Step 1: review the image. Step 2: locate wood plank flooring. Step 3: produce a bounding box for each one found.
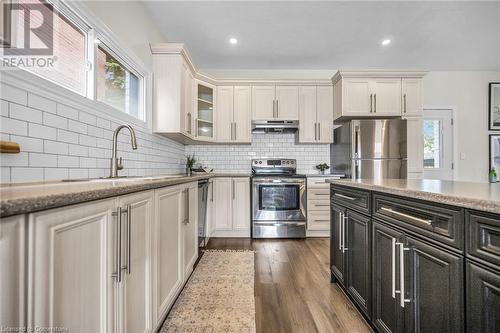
[205,238,373,333]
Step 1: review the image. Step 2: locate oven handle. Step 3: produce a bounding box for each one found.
[253,180,305,185]
[253,221,306,227]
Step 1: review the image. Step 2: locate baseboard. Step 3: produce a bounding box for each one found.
[306,229,330,237]
[211,229,250,238]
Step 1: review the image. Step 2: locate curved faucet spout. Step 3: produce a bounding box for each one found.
[110,124,138,178]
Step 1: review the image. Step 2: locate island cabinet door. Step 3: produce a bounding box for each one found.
[403,236,464,333]
[331,204,347,285]
[345,210,371,319]
[372,221,404,333]
[466,260,500,333]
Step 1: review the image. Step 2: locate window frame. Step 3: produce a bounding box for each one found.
[1,0,152,129]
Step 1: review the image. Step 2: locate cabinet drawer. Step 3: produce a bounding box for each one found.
[373,193,464,250]
[307,211,330,230]
[307,177,331,188]
[331,185,370,215]
[308,199,330,211]
[308,188,330,200]
[467,210,500,268]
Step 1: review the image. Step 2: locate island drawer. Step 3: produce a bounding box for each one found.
[467,210,500,269]
[373,193,464,250]
[331,185,370,215]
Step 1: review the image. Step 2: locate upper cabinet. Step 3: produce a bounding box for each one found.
[252,85,299,120]
[299,85,333,143]
[332,71,426,121]
[216,86,251,143]
[195,81,215,141]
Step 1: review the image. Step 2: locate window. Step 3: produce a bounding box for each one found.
[96,45,142,120]
[11,0,88,95]
[2,0,147,123]
[423,119,441,168]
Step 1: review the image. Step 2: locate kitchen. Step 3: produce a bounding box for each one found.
[1,1,500,332]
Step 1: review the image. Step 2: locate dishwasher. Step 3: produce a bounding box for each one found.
[198,180,209,247]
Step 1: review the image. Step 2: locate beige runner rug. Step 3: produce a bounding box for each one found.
[160,250,256,333]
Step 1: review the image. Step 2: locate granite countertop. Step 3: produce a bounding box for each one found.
[328,178,500,214]
[0,173,250,218]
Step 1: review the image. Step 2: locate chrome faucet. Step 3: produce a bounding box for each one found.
[110,124,138,178]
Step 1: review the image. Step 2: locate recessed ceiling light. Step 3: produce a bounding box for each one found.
[229,38,238,45]
[381,39,391,46]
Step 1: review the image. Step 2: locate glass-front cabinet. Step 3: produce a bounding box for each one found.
[195,81,215,141]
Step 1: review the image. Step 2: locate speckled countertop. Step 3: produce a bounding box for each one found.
[328,179,500,214]
[0,173,250,218]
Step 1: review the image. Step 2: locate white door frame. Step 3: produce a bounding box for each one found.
[423,106,458,180]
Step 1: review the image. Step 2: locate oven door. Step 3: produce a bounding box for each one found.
[252,177,306,222]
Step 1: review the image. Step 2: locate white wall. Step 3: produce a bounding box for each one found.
[81,1,167,69]
[423,71,500,182]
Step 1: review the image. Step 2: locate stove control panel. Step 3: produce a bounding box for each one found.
[252,159,296,171]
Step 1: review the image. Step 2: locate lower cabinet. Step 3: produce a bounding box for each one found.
[212,177,250,237]
[182,182,198,278]
[466,261,500,333]
[372,220,464,333]
[331,205,371,318]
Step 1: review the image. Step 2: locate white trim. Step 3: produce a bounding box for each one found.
[423,105,458,181]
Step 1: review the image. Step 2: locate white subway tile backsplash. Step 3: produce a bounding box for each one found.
[57,129,79,143]
[29,153,58,167]
[80,157,97,168]
[11,167,44,182]
[68,119,87,134]
[1,152,29,167]
[78,134,97,147]
[57,155,79,168]
[0,100,9,117]
[0,82,28,105]
[0,116,28,135]
[28,93,57,113]
[57,104,79,119]
[28,123,57,140]
[79,111,97,126]
[44,140,69,155]
[69,168,89,179]
[0,167,11,182]
[43,112,68,129]
[10,103,43,123]
[68,144,89,157]
[10,135,44,153]
[44,167,69,180]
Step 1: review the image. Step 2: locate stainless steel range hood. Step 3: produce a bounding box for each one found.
[252,120,299,133]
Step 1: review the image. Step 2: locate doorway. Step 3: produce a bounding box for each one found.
[422,108,455,180]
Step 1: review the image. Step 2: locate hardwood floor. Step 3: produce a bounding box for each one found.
[205,238,373,333]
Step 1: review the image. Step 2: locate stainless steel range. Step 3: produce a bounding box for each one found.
[251,158,306,238]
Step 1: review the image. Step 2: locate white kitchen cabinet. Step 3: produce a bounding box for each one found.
[117,191,154,333]
[212,177,251,237]
[195,81,215,141]
[402,78,423,116]
[152,185,183,329]
[182,61,195,137]
[28,199,117,333]
[332,71,426,121]
[252,85,275,120]
[0,215,26,329]
[299,86,333,143]
[306,177,333,236]
[371,78,402,117]
[276,86,299,120]
[182,183,198,278]
[216,86,251,143]
[206,179,215,240]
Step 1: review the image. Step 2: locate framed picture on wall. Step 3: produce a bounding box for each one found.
[489,135,500,176]
[489,82,500,130]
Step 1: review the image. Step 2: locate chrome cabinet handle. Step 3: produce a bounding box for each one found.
[334,193,357,201]
[187,113,192,134]
[232,179,235,200]
[338,212,343,251]
[314,123,317,141]
[272,100,277,118]
[126,204,131,275]
[380,207,432,225]
[318,123,321,141]
[342,213,348,253]
[391,238,401,298]
[230,122,234,140]
[210,181,214,202]
[112,207,122,282]
[403,94,407,113]
[397,242,411,307]
[185,189,190,224]
[374,94,377,113]
[370,94,373,113]
[276,100,279,118]
[234,122,237,140]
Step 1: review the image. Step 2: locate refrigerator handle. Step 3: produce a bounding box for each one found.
[354,126,359,158]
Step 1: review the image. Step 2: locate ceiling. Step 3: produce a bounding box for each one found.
[143,1,500,71]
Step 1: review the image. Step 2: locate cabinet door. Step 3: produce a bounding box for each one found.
[153,186,183,325]
[252,86,275,120]
[216,86,234,142]
[0,215,26,329]
[307,211,330,231]
[298,86,317,143]
[195,81,215,141]
[214,178,232,230]
[117,191,154,333]
[233,86,252,143]
[276,85,299,120]
[372,78,402,116]
[232,178,250,233]
[316,85,334,143]
[331,205,347,285]
[404,236,464,333]
[182,184,198,278]
[343,79,372,117]
[402,79,422,116]
[28,199,116,333]
[372,221,404,333]
[466,261,500,333]
[181,62,194,136]
[345,210,371,318]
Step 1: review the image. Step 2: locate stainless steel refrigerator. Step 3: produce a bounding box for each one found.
[330,119,407,180]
